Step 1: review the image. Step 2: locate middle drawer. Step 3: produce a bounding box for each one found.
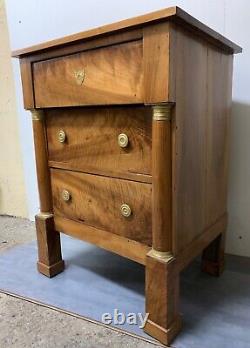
[46,107,152,182]
[51,168,152,245]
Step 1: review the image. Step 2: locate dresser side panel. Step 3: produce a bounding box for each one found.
[170,24,233,254]
[206,49,233,227]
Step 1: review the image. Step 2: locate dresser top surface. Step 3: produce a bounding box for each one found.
[12,6,242,58]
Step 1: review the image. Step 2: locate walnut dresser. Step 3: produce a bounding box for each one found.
[13,7,242,345]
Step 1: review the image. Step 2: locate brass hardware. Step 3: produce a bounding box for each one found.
[74,69,85,85]
[38,212,54,219]
[120,203,132,217]
[147,249,174,263]
[58,130,66,143]
[152,105,172,121]
[118,133,129,148]
[31,109,44,121]
[62,190,71,202]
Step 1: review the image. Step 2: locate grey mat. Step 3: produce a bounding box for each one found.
[0,235,249,348]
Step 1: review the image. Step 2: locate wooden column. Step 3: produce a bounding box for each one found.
[144,104,181,345]
[151,104,173,254]
[31,109,64,277]
[31,109,52,212]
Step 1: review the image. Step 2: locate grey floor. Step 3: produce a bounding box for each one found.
[0,215,250,348]
[0,216,161,348]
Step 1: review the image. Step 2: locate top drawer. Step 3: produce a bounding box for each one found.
[33,41,144,107]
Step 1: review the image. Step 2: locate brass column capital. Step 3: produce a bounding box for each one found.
[37,212,54,219]
[147,249,174,263]
[30,109,44,121]
[152,104,173,121]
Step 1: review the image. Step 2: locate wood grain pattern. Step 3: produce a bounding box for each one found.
[145,255,181,345]
[12,6,241,58]
[201,231,225,276]
[46,107,152,181]
[170,25,207,254]
[169,24,232,255]
[143,23,170,103]
[33,41,144,107]
[35,213,64,278]
[152,116,172,252]
[176,213,227,272]
[54,216,150,265]
[18,30,142,110]
[25,29,143,64]
[20,58,34,109]
[32,111,53,213]
[48,162,152,184]
[15,10,241,346]
[51,169,152,245]
[205,50,233,227]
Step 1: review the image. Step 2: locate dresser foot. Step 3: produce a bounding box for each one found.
[145,251,181,345]
[35,213,64,278]
[144,315,182,346]
[201,231,225,277]
[37,260,65,278]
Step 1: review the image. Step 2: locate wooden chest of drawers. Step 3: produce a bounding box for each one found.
[13,6,241,345]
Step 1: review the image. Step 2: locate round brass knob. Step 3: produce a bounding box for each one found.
[118,133,129,148]
[62,189,71,202]
[120,203,132,217]
[58,130,66,143]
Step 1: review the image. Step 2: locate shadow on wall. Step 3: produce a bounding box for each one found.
[226,101,250,257]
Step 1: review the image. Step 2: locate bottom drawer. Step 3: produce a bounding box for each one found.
[51,169,152,245]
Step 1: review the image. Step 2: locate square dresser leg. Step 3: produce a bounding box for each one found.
[201,231,225,277]
[35,213,64,278]
[144,252,182,346]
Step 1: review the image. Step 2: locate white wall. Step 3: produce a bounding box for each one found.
[5,0,250,256]
[0,0,28,218]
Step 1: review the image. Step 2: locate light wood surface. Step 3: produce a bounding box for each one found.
[35,213,64,278]
[15,8,241,345]
[33,41,143,107]
[54,216,150,265]
[26,29,143,64]
[19,29,143,109]
[20,58,34,108]
[176,214,227,272]
[143,22,170,103]
[145,255,181,345]
[51,169,152,245]
[152,113,172,252]
[169,24,233,255]
[201,231,226,276]
[12,6,241,57]
[31,110,52,213]
[46,107,152,180]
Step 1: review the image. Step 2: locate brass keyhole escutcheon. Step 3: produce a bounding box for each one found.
[74,69,85,85]
[118,133,129,148]
[58,129,66,143]
[120,204,132,218]
[62,189,71,202]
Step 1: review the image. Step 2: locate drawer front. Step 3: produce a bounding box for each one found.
[46,107,152,181]
[51,169,152,245]
[33,41,143,107]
